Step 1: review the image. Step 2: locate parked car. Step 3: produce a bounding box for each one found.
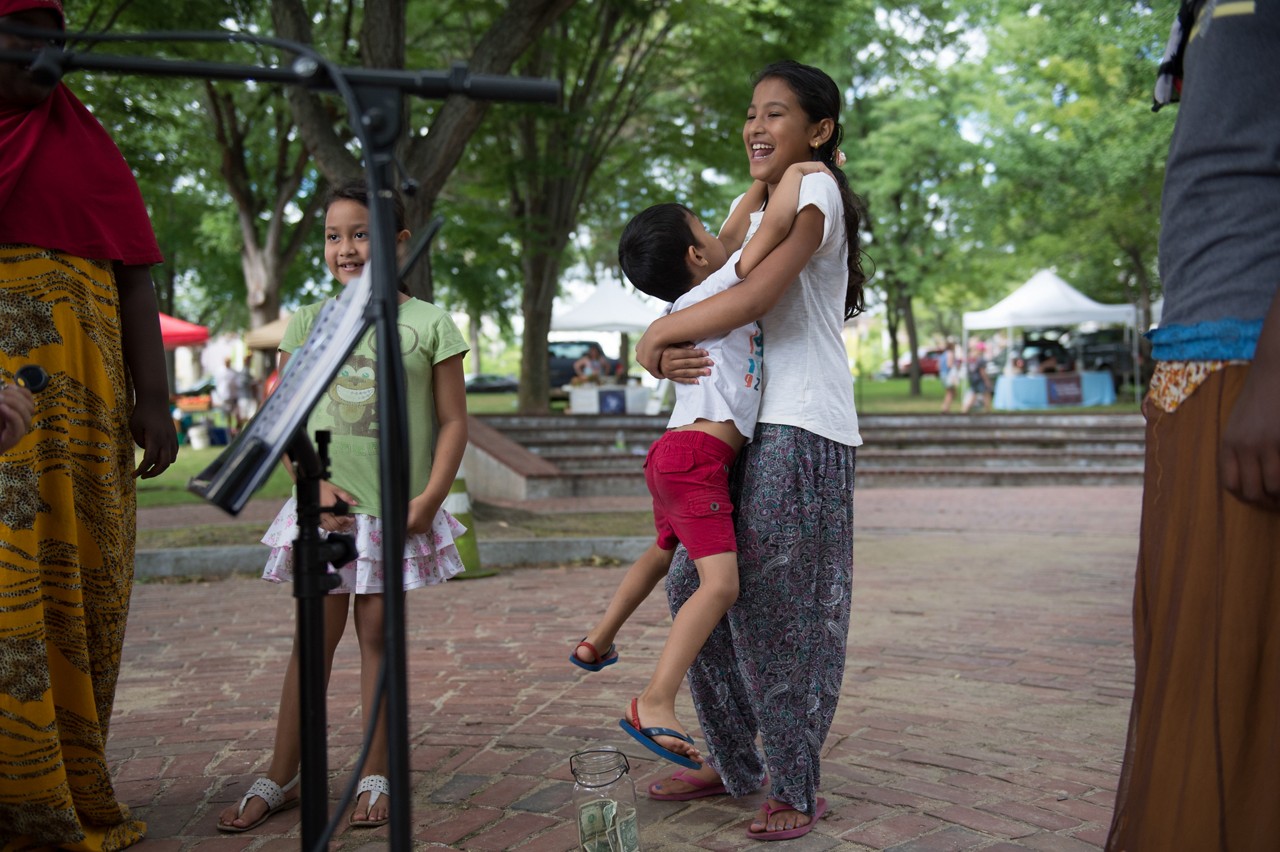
[897,347,946,376]
[548,340,618,391]
[465,373,519,394]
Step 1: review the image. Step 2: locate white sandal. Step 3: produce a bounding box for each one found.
[216,773,301,833]
[350,774,391,827]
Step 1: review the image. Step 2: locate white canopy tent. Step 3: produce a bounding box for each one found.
[963,269,1137,330]
[550,279,661,333]
[962,270,1141,403]
[551,280,666,412]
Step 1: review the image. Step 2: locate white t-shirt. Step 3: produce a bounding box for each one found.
[665,250,763,442]
[731,172,861,447]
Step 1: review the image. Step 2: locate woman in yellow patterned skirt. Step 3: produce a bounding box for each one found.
[0,1,177,849]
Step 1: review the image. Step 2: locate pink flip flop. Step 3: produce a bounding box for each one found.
[647,768,727,801]
[746,796,827,841]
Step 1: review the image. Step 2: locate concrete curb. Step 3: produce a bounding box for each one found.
[135,536,653,581]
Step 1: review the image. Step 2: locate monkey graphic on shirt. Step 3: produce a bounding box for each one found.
[325,352,378,437]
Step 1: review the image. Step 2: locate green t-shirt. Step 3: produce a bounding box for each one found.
[279,297,469,518]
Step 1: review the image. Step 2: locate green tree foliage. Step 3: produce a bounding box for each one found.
[273,0,578,303]
[63,0,1174,401]
[67,0,330,332]
[964,0,1172,328]
[449,0,858,412]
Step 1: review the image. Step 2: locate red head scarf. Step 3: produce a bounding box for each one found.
[0,0,162,265]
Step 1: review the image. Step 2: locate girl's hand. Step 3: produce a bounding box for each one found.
[319,480,357,532]
[406,493,439,536]
[634,326,665,376]
[636,317,711,379]
[660,343,713,385]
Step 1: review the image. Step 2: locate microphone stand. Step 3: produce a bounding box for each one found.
[285,430,352,846]
[0,34,558,851]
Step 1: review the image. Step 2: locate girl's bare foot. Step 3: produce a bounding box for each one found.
[750,798,812,834]
[351,788,389,824]
[647,763,721,797]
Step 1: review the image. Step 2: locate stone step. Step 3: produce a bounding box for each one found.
[525,437,1146,458]
[462,412,1148,501]
[505,465,1145,496]
[480,411,1145,430]
[493,415,1145,448]
[544,448,1146,474]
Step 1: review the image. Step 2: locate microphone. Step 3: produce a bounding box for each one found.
[15,365,49,393]
[28,46,66,87]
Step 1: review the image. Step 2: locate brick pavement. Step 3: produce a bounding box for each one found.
[112,487,1140,850]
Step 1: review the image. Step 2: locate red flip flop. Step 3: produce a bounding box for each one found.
[647,768,727,801]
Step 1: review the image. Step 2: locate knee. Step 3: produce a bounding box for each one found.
[702,573,739,610]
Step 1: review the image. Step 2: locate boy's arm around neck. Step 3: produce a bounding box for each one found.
[736,163,830,278]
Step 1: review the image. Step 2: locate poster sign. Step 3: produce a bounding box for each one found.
[1046,373,1084,406]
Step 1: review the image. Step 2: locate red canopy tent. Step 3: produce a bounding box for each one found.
[158,312,209,349]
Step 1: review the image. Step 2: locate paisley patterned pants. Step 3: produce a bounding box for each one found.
[666,423,855,814]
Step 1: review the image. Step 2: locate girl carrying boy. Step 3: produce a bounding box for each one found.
[571,160,828,772]
[636,59,867,841]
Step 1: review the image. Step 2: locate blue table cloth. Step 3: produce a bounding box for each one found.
[993,371,1116,410]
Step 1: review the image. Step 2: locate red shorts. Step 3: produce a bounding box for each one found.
[644,430,738,560]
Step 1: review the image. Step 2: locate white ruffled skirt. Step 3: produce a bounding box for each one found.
[261,497,467,594]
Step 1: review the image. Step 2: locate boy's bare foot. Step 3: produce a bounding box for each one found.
[625,695,701,764]
[571,635,619,672]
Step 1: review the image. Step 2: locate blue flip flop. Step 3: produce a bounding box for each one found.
[570,638,619,672]
[619,698,700,770]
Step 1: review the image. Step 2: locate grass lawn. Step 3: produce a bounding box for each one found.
[135,445,294,509]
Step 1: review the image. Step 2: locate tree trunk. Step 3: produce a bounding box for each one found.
[467,308,483,375]
[618,332,631,378]
[902,292,922,397]
[273,0,576,300]
[516,244,563,414]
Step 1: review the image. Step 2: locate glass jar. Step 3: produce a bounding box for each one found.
[571,747,640,851]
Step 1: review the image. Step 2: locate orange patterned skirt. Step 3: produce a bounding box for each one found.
[0,245,145,851]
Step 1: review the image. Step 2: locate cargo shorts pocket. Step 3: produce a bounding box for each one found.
[648,445,696,475]
[684,489,733,519]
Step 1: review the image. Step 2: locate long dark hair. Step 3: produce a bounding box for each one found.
[754,60,867,319]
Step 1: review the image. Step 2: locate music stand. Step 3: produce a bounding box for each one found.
[188,265,374,514]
